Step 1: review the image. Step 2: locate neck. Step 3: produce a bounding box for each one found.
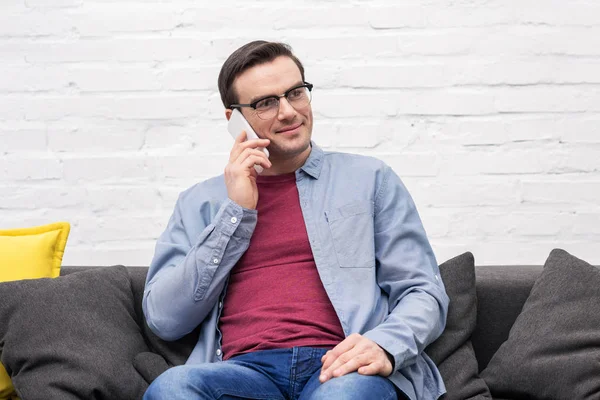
[260,145,311,176]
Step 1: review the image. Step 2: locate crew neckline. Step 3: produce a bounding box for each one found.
[256,172,296,184]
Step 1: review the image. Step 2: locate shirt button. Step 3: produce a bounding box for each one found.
[216,349,222,356]
[230,217,238,224]
[218,301,223,309]
[213,258,219,264]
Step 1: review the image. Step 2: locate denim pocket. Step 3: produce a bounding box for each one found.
[325,200,375,268]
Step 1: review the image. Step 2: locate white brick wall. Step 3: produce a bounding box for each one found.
[1,0,599,266]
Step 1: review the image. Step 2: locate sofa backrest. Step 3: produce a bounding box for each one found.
[471,265,542,370]
[61,265,544,373]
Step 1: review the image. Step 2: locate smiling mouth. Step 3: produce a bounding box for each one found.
[277,122,302,133]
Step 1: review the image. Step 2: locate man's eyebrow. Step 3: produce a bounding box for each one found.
[249,81,304,103]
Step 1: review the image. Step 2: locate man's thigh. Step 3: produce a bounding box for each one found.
[143,362,285,400]
[298,371,400,400]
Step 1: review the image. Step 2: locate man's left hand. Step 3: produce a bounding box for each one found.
[319,333,394,383]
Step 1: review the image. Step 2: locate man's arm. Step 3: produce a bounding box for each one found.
[320,165,449,380]
[143,197,257,341]
[143,132,271,341]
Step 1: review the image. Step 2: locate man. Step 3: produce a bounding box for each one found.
[143,41,449,400]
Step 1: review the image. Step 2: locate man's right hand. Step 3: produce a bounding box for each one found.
[224,131,271,210]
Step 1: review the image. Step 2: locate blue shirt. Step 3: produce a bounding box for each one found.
[143,143,449,400]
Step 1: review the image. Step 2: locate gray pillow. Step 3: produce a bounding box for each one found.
[0,266,149,400]
[426,252,491,400]
[481,249,600,399]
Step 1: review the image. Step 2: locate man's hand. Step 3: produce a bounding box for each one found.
[224,131,271,210]
[319,333,394,383]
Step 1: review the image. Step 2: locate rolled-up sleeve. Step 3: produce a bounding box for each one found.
[143,196,257,341]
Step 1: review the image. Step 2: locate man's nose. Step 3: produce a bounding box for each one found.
[277,97,296,120]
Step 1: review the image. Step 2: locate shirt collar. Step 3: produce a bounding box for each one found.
[298,141,323,179]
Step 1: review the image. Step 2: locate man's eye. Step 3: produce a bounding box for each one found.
[288,88,304,99]
[256,97,278,109]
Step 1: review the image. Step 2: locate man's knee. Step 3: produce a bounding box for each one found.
[143,365,207,400]
[309,373,398,400]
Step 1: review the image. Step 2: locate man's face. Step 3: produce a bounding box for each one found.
[228,56,313,161]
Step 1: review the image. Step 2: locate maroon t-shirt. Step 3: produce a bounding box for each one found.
[219,172,345,360]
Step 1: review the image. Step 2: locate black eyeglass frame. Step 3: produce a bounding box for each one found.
[229,82,314,111]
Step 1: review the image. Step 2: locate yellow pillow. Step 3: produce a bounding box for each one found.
[0,222,70,399]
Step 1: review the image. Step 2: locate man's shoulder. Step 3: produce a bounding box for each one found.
[177,174,227,206]
[322,150,389,173]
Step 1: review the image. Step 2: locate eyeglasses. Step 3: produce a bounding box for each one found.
[230,82,313,120]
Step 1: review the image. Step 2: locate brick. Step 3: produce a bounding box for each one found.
[67,66,161,92]
[273,6,367,29]
[61,155,149,183]
[291,36,399,61]
[396,31,474,56]
[0,66,70,92]
[161,65,220,91]
[407,178,520,207]
[71,5,181,36]
[339,58,600,89]
[521,180,600,205]
[558,116,600,143]
[439,148,557,176]
[517,2,600,26]
[494,86,600,113]
[330,121,384,149]
[424,4,514,27]
[76,215,165,242]
[377,152,439,177]
[0,10,72,37]
[148,153,228,180]
[6,38,215,64]
[84,186,162,213]
[0,94,210,121]
[447,211,575,237]
[553,145,600,173]
[573,213,600,235]
[2,156,62,180]
[0,185,85,209]
[47,123,146,152]
[0,128,47,153]
[367,6,426,29]
[24,0,82,8]
[145,121,233,153]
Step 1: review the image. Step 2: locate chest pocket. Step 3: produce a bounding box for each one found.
[325,200,375,268]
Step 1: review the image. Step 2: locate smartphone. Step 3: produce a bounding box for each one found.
[227,109,269,173]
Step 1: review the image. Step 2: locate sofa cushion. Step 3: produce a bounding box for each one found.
[0,266,149,400]
[425,252,491,400]
[0,221,71,399]
[481,249,600,399]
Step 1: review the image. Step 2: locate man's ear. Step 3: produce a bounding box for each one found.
[225,109,233,121]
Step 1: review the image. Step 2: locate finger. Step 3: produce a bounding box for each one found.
[235,148,271,169]
[234,130,248,143]
[321,334,362,371]
[332,354,369,378]
[320,347,362,382]
[240,154,272,172]
[229,133,270,162]
[357,362,384,376]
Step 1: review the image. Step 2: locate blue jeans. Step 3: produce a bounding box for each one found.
[144,347,404,400]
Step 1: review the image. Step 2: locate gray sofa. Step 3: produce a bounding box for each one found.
[7,257,588,399]
[56,263,541,400]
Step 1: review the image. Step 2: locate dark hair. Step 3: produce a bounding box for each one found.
[218,41,305,108]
